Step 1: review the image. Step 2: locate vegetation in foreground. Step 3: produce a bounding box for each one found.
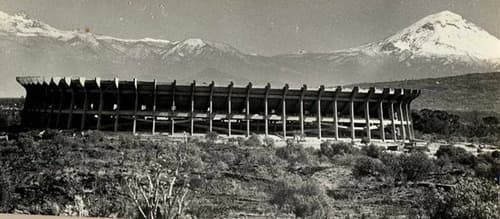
[0,130,498,219]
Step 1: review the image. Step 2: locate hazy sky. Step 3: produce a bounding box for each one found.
[0,0,499,55]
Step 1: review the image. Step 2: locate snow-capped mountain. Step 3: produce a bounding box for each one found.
[0,10,499,97]
[273,11,500,85]
[357,10,500,61]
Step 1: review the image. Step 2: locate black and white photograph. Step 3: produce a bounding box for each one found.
[0,0,499,218]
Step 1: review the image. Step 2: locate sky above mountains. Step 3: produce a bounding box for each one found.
[0,0,499,56]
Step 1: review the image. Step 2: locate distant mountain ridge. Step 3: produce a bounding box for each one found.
[353,72,500,113]
[0,10,499,98]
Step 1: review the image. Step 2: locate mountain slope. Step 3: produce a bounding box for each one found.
[272,10,500,85]
[0,10,499,99]
[354,72,500,112]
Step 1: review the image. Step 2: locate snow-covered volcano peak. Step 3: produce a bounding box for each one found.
[0,10,73,39]
[364,10,500,60]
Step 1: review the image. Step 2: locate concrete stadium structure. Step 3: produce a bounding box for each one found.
[17,76,420,142]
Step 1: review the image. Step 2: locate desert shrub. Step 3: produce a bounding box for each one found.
[381,152,434,181]
[276,142,316,167]
[420,177,500,219]
[400,152,434,181]
[352,156,387,177]
[86,130,105,144]
[205,131,218,142]
[320,141,355,158]
[361,144,383,158]
[41,129,60,140]
[270,176,330,218]
[474,152,500,179]
[436,145,477,166]
[360,137,370,145]
[242,134,262,147]
[263,137,275,147]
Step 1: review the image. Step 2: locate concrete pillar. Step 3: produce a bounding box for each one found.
[364,101,371,142]
[264,83,270,137]
[132,78,138,135]
[245,83,252,137]
[317,86,324,139]
[398,101,406,142]
[209,81,214,133]
[404,102,412,140]
[333,99,339,140]
[282,85,288,139]
[299,85,306,137]
[189,81,195,135]
[350,100,355,140]
[171,80,176,135]
[114,78,120,132]
[227,82,233,136]
[390,102,396,142]
[152,80,157,135]
[378,101,385,141]
[96,79,103,130]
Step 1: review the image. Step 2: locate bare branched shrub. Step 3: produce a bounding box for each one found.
[124,140,191,219]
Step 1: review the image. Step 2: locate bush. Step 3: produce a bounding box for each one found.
[263,137,275,147]
[420,177,500,219]
[205,131,218,141]
[242,134,262,147]
[320,141,355,158]
[270,176,330,218]
[436,145,477,166]
[381,152,434,181]
[276,142,316,167]
[352,156,387,177]
[361,144,383,158]
[86,130,105,144]
[400,152,434,181]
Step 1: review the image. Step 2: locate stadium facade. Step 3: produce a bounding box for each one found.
[17,76,420,142]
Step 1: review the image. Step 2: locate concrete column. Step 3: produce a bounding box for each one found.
[333,99,339,140]
[282,85,288,139]
[378,101,385,141]
[227,82,233,136]
[245,83,252,137]
[114,78,120,132]
[406,102,414,140]
[96,84,103,130]
[67,86,75,129]
[390,102,396,141]
[264,98,268,137]
[364,101,371,142]
[299,85,306,136]
[398,101,406,142]
[403,102,411,140]
[132,78,138,135]
[171,80,176,135]
[152,80,157,135]
[350,100,355,140]
[264,83,270,137]
[317,86,324,139]
[189,81,195,135]
[209,81,214,133]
